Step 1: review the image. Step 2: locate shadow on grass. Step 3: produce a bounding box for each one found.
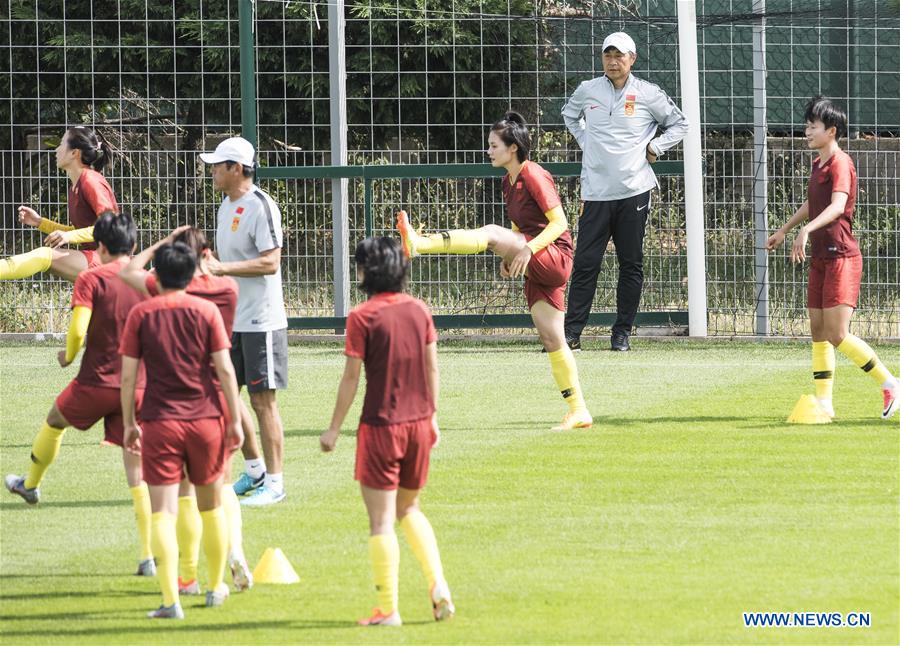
[0,618,436,636]
[0,499,131,511]
[0,588,153,604]
[491,416,786,430]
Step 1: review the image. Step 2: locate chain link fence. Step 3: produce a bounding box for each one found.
[1,0,897,336]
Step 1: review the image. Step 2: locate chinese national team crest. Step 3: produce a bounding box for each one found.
[624,94,636,116]
[231,206,244,231]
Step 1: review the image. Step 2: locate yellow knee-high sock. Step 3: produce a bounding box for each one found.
[400,509,444,588]
[0,247,53,280]
[200,506,228,593]
[221,486,245,560]
[368,533,400,614]
[176,496,201,583]
[24,423,66,489]
[812,341,835,401]
[130,483,153,561]
[837,334,895,386]
[151,512,179,607]
[414,230,488,255]
[547,347,587,413]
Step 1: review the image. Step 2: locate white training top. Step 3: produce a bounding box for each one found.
[215,186,288,332]
[561,73,689,201]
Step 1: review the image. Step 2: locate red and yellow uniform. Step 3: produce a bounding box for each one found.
[346,292,438,490]
[0,169,118,280]
[119,293,231,486]
[502,160,574,311]
[806,149,861,309]
[55,257,147,445]
[38,168,119,265]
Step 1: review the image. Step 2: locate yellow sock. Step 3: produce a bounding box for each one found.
[151,512,179,607]
[200,506,228,593]
[24,423,66,489]
[400,510,444,588]
[368,533,400,614]
[415,230,488,255]
[812,341,835,401]
[0,247,53,280]
[176,495,201,583]
[547,347,587,413]
[837,334,895,386]
[221,486,245,559]
[130,483,153,561]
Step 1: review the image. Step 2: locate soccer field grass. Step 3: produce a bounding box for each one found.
[1,340,898,644]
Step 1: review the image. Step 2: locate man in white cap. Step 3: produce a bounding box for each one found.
[200,136,289,506]
[561,32,689,352]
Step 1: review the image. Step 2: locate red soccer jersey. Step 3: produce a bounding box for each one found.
[502,160,574,255]
[68,168,118,251]
[146,273,239,337]
[807,149,860,259]
[119,292,231,421]
[345,292,437,426]
[70,257,148,389]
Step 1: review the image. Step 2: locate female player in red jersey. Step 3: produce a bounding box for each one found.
[1,127,118,282]
[321,237,454,627]
[397,111,592,431]
[120,226,256,593]
[766,96,897,419]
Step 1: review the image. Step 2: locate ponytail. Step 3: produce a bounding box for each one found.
[490,111,531,162]
[65,127,112,172]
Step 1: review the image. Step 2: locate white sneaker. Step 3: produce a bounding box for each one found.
[147,603,184,619]
[205,585,230,608]
[430,579,455,621]
[240,485,286,507]
[358,608,402,626]
[817,398,836,418]
[229,554,253,592]
[883,383,899,420]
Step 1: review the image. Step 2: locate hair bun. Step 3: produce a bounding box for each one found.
[503,110,526,125]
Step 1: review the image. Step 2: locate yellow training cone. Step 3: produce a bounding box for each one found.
[787,394,832,424]
[252,547,300,584]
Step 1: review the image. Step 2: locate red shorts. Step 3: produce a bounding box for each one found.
[808,255,862,309]
[82,249,102,268]
[141,417,225,486]
[55,380,144,447]
[355,417,436,491]
[524,238,573,312]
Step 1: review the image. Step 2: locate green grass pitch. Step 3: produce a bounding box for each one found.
[1,341,898,644]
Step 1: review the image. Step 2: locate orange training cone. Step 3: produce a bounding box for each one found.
[252,547,300,584]
[787,394,832,424]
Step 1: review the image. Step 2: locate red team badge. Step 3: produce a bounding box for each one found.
[231,206,244,232]
[624,94,636,116]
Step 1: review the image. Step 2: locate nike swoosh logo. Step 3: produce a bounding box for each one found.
[637,204,648,211]
[249,377,265,385]
[589,105,600,110]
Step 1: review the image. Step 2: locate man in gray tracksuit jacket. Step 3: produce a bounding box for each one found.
[562,31,689,351]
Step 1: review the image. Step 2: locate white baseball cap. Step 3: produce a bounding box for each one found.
[602,32,637,55]
[199,136,256,167]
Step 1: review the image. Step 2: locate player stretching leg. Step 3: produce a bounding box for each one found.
[397,111,592,430]
[1,127,117,282]
[321,238,455,626]
[4,213,156,575]
[120,226,254,593]
[120,242,243,619]
[766,96,898,420]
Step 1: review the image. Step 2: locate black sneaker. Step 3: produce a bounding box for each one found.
[610,333,630,351]
[541,336,581,353]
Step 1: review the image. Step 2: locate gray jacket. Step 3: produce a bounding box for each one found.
[562,74,689,201]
